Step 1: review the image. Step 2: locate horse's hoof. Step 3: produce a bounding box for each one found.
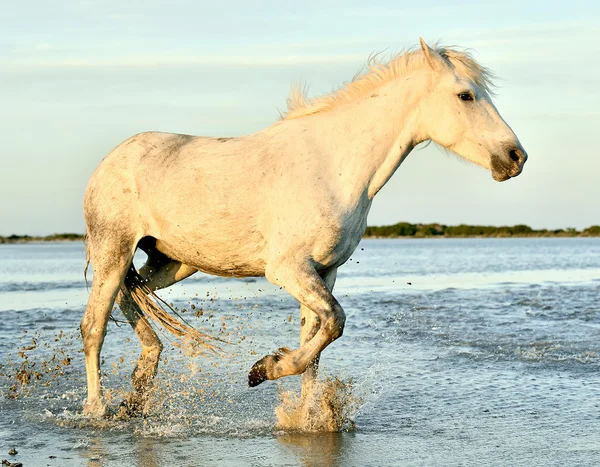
[117,399,143,418]
[116,392,149,418]
[249,355,277,387]
[248,357,268,387]
[83,399,107,418]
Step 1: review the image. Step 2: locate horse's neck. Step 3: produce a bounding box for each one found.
[309,72,429,203]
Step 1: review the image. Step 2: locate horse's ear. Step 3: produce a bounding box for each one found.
[419,38,443,71]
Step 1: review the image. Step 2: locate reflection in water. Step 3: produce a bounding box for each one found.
[82,436,107,467]
[74,429,162,466]
[277,431,353,467]
[134,437,160,467]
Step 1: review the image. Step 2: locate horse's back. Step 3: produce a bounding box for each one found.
[85,131,272,275]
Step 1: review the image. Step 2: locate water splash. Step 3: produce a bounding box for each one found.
[275,376,362,432]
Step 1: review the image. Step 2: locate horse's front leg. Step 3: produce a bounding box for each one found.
[300,268,337,397]
[248,263,344,387]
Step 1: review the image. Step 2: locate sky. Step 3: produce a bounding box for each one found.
[1,0,599,235]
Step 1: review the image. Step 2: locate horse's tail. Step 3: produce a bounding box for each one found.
[122,264,222,355]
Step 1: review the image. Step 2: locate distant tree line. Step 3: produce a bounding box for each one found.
[0,233,85,244]
[1,225,600,244]
[364,223,600,238]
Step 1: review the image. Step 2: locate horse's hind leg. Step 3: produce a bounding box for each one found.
[300,269,337,398]
[117,250,196,416]
[116,290,161,415]
[81,236,136,417]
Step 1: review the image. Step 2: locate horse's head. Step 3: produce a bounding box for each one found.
[418,39,527,182]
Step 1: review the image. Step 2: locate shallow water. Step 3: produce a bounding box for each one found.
[1,238,600,466]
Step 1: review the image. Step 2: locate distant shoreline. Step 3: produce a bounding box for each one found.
[364,222,600,238]
[0,233,85,244]
[2,223,600,244]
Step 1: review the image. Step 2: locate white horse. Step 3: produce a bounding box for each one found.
[81,39,527,417]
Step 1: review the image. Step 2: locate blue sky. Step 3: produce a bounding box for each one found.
[1,0,599,235]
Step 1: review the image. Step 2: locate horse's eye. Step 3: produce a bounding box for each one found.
[458,92,473,102]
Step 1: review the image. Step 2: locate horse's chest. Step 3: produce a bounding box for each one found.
[313,207,369,269]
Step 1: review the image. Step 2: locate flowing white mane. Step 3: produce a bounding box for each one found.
[283,45,496,120]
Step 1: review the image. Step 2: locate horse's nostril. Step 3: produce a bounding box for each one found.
[509,149,520,163]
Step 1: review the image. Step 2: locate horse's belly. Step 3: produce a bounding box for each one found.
[155,230,267,278]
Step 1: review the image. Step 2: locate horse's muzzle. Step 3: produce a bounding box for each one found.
[491,147,528,182]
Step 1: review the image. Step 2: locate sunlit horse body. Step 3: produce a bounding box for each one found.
[81,39,527,416]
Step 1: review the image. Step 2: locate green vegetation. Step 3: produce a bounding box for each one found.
[0,233,85,244]
[364,223,600,238]
[582,225,600,236]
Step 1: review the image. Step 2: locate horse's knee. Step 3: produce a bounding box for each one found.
[324,305,346,340]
